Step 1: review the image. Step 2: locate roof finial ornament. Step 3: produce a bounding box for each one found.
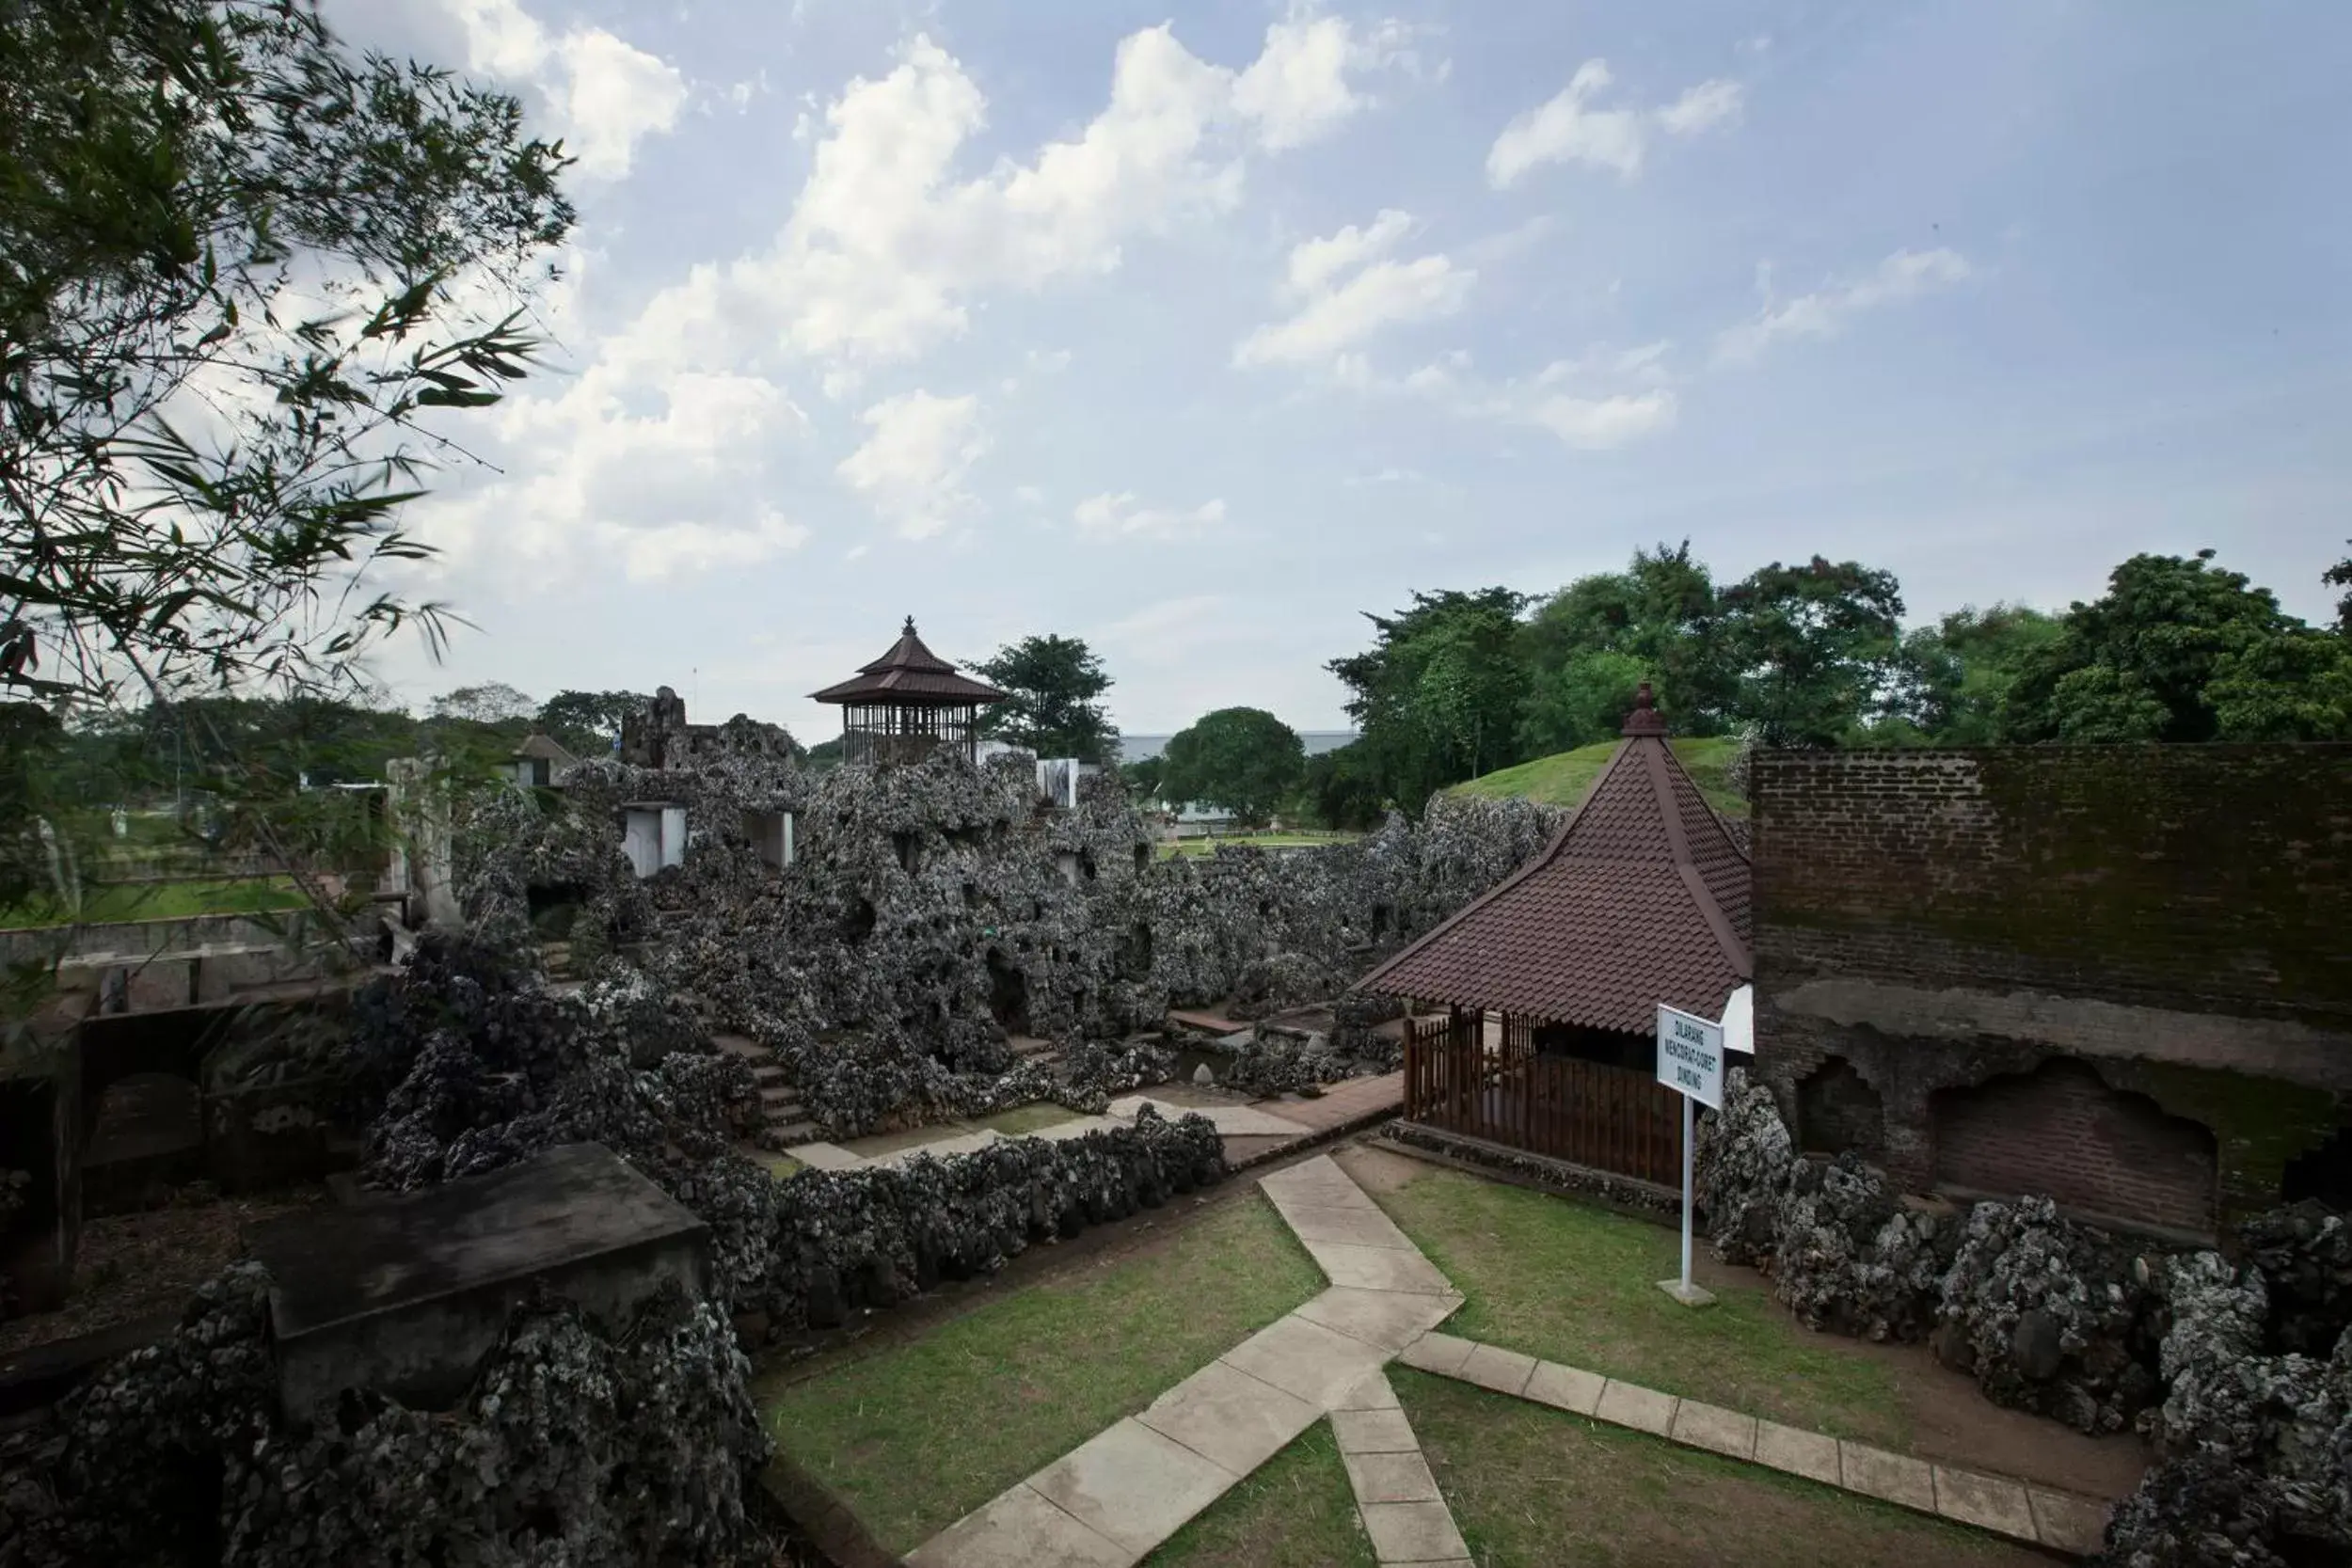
[903,614,917,637]
[1621,680,1669,737]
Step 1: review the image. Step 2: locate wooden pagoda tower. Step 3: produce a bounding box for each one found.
[811,616,1009,766]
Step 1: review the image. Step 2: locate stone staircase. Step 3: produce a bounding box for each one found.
[1007,1034,1062,1069]
[713,1032,818,1145]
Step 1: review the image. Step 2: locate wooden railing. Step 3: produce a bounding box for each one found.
[1403,1015,1683,1188]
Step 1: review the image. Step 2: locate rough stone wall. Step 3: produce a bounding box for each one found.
[1750,745,2352,1228]
[474,747,1562,1137]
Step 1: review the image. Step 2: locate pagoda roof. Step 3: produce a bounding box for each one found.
[810,617,1009,705]
[1356,685,1751,1034]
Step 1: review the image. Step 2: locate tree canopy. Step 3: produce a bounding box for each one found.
[1997,551,2352,743]
[972,634,1116,763]
[534,689,648,756]
[2,0,573,707]
[1159,707,1305,827]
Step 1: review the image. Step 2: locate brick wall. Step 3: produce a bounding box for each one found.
[1752,745,2352,1025]
[1932,1059,2218,1237]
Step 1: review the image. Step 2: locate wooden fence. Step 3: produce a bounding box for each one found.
[1402,1011,1683,1188]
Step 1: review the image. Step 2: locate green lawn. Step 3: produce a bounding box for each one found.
[758,1193,1325,1555]
[1147,1420,1374,1568]
[1397,1370,2045,1568]
[1450,736,1744,816]
[1368,1163,1907,1448]
[0,877,310,930]
[974,1101,1093,1136]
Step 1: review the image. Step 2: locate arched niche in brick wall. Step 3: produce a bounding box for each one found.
[1796,1055,1885,1160]
[1930,1056,2219,1239]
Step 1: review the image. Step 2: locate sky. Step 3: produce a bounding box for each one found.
[333,0,2352,741]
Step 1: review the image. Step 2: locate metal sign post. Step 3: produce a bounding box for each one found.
[1655,1003,1726,1308]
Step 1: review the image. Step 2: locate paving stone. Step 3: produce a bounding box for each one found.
[1344,1450,1441,1505]
[1522,1360,1605,1417]
[1593,1379,1678,1436]
[2028,1488,2114,1557]
[1260,1172,1379,1213]
[905,1484,1131,1568]
[1455,1342,1538,1398]
[1336,1372,1402,1411]
[1305,1242,1456,1295]
[1275,1203,1419,1249]
[784,1142,865,1171]
[1359,1499,1470,1563]
[1669,1400,1758,1461]
[1333,1407,1420,1454]
[1753,1419,1841,1485]
[1932,1466,2037,1539]
[1027,1418,1236,1557]
[1840,1443,1936,1513]
[1134,1359,1320,1479]
[1295,1288,1462,1353]
[1218,1313,1391,1409]
[1395,1330,1477,1376]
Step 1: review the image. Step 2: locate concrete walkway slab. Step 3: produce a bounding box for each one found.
[1395,1330,1477,1377]
[1333,1407,1420,1455]
[1523,1359,1605,1417]
[1343,1449,1441,1505]
[1594,1379,1678,1436]
[1274,1203,1421,1249]
[1359,1500,1470,1564]
[1028,1418,1237,1557]
[1455,1342,1538,1399]
[2029,1489,2114,1556]
[1218,1314,1391,1410]
[1670,1400,1759,1461]
[1259,1156,1381,1212]
[1295,1288,1462,1354]
[904,1484,1131,1568]
[780,1141,863,1171]
[1755,1418,1841,1484]
[1934,1466,2038,1540]
[1336,1371,1402,1411]
[1841,1443,1936,1513]
[1135,1359,1321,1480]
[1303,1241,1455,1295]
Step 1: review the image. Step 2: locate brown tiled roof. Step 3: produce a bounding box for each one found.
[1357,686,1751,1033]
[810,617,1009,705]
[513,733,579,766]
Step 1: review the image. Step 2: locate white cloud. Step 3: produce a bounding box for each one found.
[1715,247,1974,363]
[439,0,686,179]
[1236,211,1472,371]
[1518,389,1678,449]
[835,390,988,538]
[1486,59,1741,187]
[1657,78,1744,137]
[620,19,1406,376]
[1073,492,1228,538]
[617,511,811,581]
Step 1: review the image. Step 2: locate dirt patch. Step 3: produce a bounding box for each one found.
[1332,1143,1424,1195]
[0,1181,332,1358]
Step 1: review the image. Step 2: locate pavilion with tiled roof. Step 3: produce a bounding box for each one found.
[1358,684,1752,1189]
[812,617,1009,767]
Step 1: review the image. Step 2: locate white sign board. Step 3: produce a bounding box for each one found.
[1655,1004,1725,1111]
[1719,985,1755,1054]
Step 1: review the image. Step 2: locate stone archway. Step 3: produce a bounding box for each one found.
[1931,1056,2218,1237]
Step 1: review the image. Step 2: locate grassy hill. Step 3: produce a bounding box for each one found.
[1450,736,1745,816]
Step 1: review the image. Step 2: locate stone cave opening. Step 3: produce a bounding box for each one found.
[985,947,1029,1036]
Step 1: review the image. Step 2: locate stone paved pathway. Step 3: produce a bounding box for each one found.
[902,1147,2117,1566]
[905,1154,1460,1568]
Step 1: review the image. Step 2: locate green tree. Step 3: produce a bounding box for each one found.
[1119,755,1165,803]
[1518,542,1728,751]
[2324,542,2352,635]
[431,682,535,726]
[1159,708,1306,827]
[972,635,1116,763]
[536,689,646,755]
[2206,627,2352,741]
[2,0,573,707]
[1883,604,2064,744]
[1302,740,1387,831]
[1328,588,1528,809]
[1714,557,1906,746]
[1998,551,2337,742]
